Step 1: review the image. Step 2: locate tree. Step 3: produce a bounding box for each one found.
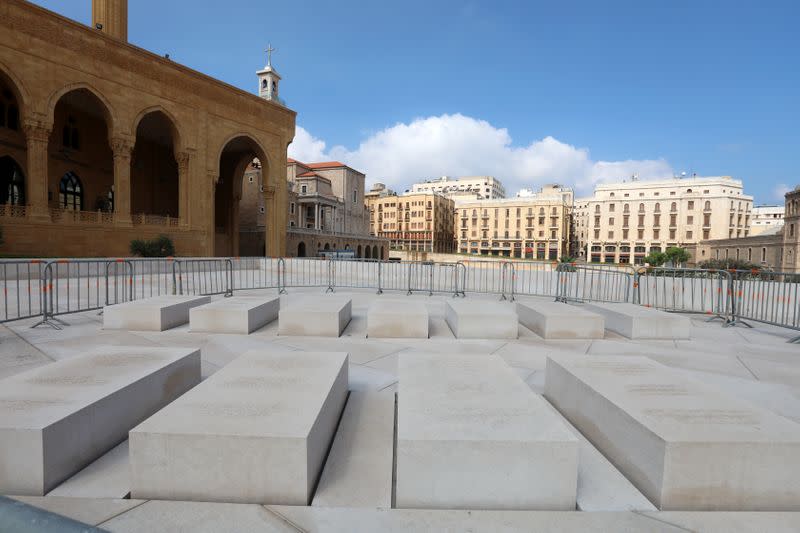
[642,251,667,267]
[664,247,690,267]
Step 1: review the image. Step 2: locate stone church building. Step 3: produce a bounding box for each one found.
[0,0,295,257]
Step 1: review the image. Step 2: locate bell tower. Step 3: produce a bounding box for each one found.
[782,186,800,272]
[257,44,283,104]
[92,0,128,41]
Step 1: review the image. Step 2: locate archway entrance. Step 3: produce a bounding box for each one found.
[48,89,113,215]
[132,111,179,222]
[215,136,268,256]
[297,241,306,257]
[0,72,26,213]
[365,245,371,259]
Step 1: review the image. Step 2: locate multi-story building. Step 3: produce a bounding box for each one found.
[240,159,387,258]
[366,188,455,253]
[750,205,785,236]
[690,186,800,272]
[576,176,753,264]
[410,175,506,202]
[454,185,573,259]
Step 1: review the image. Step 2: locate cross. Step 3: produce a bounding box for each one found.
[265,44,276,66]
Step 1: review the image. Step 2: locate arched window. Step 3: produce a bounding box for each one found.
[686,188,692,193]
[624,204,630,213]
[670,202,677,212]
[0,156,25,205]
[59,171,83,211]
[654,203,661,213]
[704,200,711,210]
[539,207,545,215]
[261,79,268,89]
[594,205,600,214]
[638,203,645,213]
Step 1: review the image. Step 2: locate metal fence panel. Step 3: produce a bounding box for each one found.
[556,263,636,304]
[0,260,47,323]
[635,268,731,322]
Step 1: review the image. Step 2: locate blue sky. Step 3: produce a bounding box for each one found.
[33,0,799,202]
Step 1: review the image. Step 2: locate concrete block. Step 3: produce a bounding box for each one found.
[517,301,604,339]
[545,354,800,511]
[129,350,349,505]
[367,300,428,338]
[278,297,352,337]
[583,303,690,339]
[189,296,280,334]
[0,346,200,496]
[396,353,578,510]
[444,300,518,339]
[103,295,211,331]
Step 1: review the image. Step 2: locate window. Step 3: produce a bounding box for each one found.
[609,203,615,212]
[687,216,693,224]
[0,156,25,206]
[59,171,83,211]
[301,185,307,194]
[688,201,694,210]
[609,217,614,226]
[704,200,711,210]
[594,205,600,214]
[290,202,295,214]
[353,190,357,203]
[654,203,660,212]
[703,229,709,240]
[608,231,614,239]
[638,203,645,213]
[623,204,630,213]
[670,202,677,212]
[686,230,693,239]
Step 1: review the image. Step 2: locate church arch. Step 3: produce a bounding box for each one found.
[131,110,180,219]
[297,241,306,257]
[214,134,269,256]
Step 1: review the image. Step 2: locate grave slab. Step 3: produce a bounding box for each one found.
[189,296,280,334]
[583,303,690,339]
[129,350,349,505]
[445,300,518,339]
[396,353,578,510]
[0,346,200,496]
[367,300,428,338]
[545,354,800,511]
[103,295,211,331]
[517,301,604,339]
[278,297,352,337]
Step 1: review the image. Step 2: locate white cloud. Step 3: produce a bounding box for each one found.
[772,183,792,203]
[288,113,673,196]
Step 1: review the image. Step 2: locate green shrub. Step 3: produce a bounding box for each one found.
[130,235,175,257]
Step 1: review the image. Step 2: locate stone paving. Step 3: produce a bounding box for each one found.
[1,288,799,531]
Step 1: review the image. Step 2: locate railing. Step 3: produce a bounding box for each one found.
[2,257,799,341]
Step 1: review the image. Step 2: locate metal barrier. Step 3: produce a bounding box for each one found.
[3,256,800,341]
[728,269,800,341]
[0,260,47,323]
[635,267,732,323]
[556,263,636,304]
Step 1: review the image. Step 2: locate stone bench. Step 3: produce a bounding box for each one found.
[445,300,518,339]
[103,295,211,331]
[129,350,348,505]
[517,301,604,339]
[583,302,690,339]
[278,297,352,337]
[189,296,280,334]
[367,300,428,338]
[545,354,800,511]
[396,353,578,510]
[0,346,200,496]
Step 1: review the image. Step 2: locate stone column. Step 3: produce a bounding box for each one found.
[22,120,52,221]
[315,203,320,230]
[264,185,279,257]
[111,137,134,227]
[175,151,191,227]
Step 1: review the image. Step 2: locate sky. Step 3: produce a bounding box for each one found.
[32,0,800,203]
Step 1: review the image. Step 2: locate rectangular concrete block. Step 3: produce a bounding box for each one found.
[445,300,518,339]
[103,295,211,331]
[583,303,690,339]
[278,297,352,337]
[517,301,605,339]
[396,353,578,510]
[0,346,200,496]
[189,296,280,334]
[544,354,800,511]
[129,350,349,505]
[367,300,428,338]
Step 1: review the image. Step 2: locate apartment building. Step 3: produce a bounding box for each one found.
[576,176,753,264]
[366,189,455,253]
[410,175,506,202]
[750,205,785,236]
[455,185,572,259]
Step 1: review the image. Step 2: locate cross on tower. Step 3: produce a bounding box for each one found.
[265,44,276,67]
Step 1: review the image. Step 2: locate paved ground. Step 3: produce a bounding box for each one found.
[2,288,799,532]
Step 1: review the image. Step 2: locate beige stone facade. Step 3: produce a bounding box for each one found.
[367,191,455,253]
[0,0,294,257]
[750,205,785,236]
[576,176,753,264]
[240,159,388,258]
[410,175,506,201]
[688,187,800,272]
[454,185,572,259]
